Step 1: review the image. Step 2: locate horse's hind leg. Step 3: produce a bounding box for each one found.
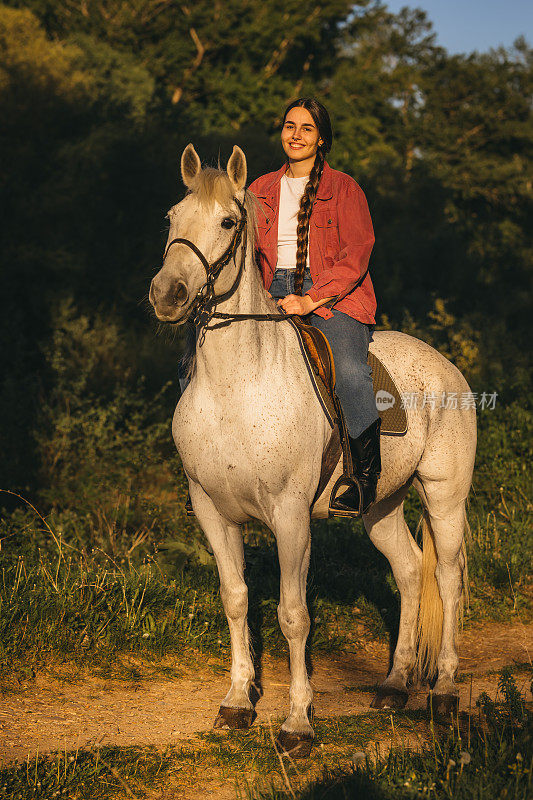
[416,478,468,715]
[272,500,314,757]
[189,482,255,729]
[363,486,422,709]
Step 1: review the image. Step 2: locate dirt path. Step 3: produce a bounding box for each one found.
[1,620,531,772]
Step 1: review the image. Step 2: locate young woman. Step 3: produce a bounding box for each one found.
[249,98,381,516]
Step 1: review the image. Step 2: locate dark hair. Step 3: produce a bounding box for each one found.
[282,98,333,295]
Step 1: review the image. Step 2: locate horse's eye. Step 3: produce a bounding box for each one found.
[221,217,236,229]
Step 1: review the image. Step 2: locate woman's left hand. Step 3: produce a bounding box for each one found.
[277,294,317,315]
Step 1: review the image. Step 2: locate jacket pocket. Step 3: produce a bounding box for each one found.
[255,200,274,233]
[312,209,339,256]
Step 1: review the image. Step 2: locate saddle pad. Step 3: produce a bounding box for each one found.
[368,351,408,435]
[290,320,407,436]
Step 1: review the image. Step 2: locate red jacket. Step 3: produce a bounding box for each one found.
[248,161,376,323]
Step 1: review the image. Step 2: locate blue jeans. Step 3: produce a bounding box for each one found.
[270,268,378,438]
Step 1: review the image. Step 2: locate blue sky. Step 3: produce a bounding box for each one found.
[383,0,532,54]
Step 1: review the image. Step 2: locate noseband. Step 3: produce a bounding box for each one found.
[162,197,249,326]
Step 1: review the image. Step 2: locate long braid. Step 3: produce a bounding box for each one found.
[293,148,325,296]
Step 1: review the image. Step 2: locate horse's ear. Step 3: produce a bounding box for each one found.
[181,144,201,188]
[227,146,247,193]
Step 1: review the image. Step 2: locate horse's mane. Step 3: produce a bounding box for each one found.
[181,167,259,381]
[188,167,258,250]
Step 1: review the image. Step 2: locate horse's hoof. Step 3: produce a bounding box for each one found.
[370,687,408,710]
[427,693,459,717]
[213,705,255,730]
[275,729,314,759]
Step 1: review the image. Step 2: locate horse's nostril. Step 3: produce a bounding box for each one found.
[174,281,188,306]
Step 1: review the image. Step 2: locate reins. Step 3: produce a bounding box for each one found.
[211,310,289,321]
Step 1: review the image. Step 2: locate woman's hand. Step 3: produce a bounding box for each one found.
[277,293,317,315]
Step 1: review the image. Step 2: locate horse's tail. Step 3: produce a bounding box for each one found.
[414,508,469,681]
[414,512,442,680]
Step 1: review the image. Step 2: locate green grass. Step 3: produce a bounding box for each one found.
[248,670,532,800]
[0,671,530,800]
[0,745,181,800]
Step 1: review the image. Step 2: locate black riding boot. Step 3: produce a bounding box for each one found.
[330,418,381,516]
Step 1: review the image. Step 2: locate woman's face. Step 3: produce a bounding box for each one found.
[281,107,321,162]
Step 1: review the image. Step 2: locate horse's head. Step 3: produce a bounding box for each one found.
[149,144,248,324]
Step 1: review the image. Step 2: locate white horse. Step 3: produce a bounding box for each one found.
[149,145,476,757]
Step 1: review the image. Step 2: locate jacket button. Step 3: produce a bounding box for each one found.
[266,218,269,223]
[328,218,332,224]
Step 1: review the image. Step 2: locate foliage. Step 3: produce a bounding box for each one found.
[0,520,227,676]
[34,299,176,535]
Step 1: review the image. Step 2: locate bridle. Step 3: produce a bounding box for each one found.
[163,197,244,326]
[161,196,289,328]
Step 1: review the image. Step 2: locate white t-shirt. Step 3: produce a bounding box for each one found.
[276,174,310,269]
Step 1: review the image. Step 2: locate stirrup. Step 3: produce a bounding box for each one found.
[185,492,195,517]
[328,474,364,518]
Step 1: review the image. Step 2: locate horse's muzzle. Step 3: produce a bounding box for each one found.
[149,276,189,321]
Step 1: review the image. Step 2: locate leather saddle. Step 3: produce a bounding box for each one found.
[289,316,407,435]
[288,316,337,423]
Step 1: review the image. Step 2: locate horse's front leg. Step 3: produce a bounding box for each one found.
[189,481,255,729]
[272,500,314,757]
